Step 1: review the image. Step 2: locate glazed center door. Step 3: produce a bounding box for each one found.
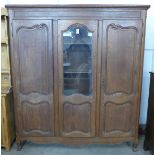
[58,20,98,137]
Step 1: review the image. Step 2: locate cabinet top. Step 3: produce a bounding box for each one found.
[5,4,150,9]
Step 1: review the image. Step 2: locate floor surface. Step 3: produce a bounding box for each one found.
[1,136,152,155]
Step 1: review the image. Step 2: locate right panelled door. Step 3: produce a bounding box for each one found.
[100,20,142,137]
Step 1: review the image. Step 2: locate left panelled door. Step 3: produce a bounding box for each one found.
[12,20,54,136]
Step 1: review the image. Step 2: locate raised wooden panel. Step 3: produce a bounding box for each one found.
[17,24,49,94]
[103,102,132,137]
[100,20,142,137]
[22,101,50,135]
[105,23,136,94]
[12,20,54,136]
[63,102,91,137]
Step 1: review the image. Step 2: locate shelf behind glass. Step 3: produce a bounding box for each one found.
[64,71,92,74]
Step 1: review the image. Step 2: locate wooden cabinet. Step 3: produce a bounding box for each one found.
[6,4,149,150]
[1,8,15,151]
[1,8,11,90]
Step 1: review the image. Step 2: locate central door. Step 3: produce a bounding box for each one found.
[58,20,98,137]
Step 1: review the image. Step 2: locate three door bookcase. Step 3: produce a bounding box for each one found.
[6,4,150,150]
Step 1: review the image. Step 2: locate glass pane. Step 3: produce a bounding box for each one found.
[63,25,92,96]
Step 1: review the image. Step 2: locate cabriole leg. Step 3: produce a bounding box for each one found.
[132,142,138,152]
[16,140,25,151]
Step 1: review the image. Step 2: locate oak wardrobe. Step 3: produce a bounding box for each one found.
[6,4,150,150]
